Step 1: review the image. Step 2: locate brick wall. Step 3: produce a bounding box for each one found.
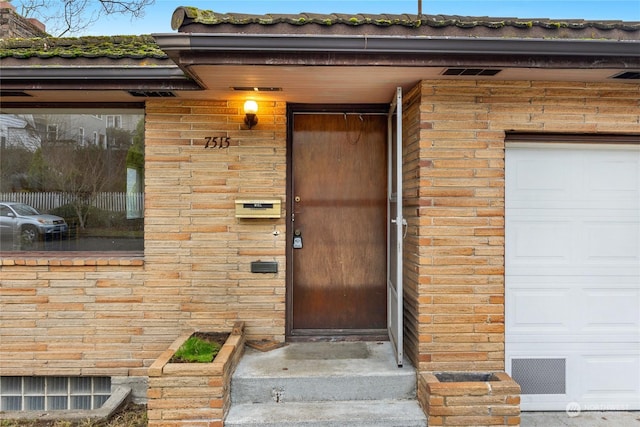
[1,83,638,383]
[0,99,287,379]
[411,79,640,373]
[0,258,146,376]
[143,99,287,340]
[401,83,424,368]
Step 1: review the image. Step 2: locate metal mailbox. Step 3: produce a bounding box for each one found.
[235,199,281,218]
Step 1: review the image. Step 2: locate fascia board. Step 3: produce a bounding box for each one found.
[0,66,187,80]
[155,33,640,58]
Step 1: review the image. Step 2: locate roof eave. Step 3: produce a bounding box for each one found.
[154,32,640,68]
[0,65,202,91]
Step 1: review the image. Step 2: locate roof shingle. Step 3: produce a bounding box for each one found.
[0,35,167,59]
[171,7,640,37]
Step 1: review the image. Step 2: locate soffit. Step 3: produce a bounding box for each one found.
[1,65,634,105]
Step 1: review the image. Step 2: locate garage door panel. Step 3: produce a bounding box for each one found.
[586,151,640,196]
[507,147,640,205]
[508,287,572,333]
[507,153,571,199]
[508,279,640,341]
[584,289,640,332]
[506,145,640,411]
[508,218,639,268]
[508,345,640,411]
[584,221,640,262]
[507,219,639,273]
[581,355,640,398]
[507,219,572,264]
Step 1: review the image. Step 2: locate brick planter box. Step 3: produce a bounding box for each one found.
[147,322,246,427]
[419,372,521,426]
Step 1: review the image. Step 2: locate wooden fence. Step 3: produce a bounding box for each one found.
[0,192,144,214]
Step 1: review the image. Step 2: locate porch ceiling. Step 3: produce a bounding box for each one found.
[0,65,634,105]
[155,31,639,104]
[179,64,634,104]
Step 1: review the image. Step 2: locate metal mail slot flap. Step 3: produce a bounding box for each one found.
[243,202,273,209]
[235,199,281,218]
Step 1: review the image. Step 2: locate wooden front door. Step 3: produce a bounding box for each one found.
[289,112,387,336]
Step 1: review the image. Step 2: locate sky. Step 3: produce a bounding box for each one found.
[78,1,640,36]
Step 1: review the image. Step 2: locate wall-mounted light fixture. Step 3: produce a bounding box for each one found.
[243,100,258,129]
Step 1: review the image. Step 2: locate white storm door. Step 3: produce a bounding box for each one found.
[387,87,404,367]
[506,143,640,411]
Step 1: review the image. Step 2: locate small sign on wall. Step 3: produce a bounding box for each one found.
[235,199,281,218]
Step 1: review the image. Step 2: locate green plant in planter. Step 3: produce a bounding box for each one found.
[171,336,222,363]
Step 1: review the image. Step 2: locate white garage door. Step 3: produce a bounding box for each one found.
[506,143,640,411]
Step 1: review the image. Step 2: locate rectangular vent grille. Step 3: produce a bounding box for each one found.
[232,87,282,92]
[0,91,31,97]
[512,358,566,395]
[128,90,176,97]
[0,376,111,411]
[611,71,640,80]
[443,68,502,76]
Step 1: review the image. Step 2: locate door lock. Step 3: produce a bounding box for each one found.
[293,229,303,249]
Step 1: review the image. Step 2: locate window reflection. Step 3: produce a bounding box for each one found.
[0,110,144,252]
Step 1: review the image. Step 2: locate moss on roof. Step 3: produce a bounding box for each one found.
[0,35,167,59]
[172,7,640,31]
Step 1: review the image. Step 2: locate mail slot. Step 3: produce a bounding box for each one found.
[235,199,281,218]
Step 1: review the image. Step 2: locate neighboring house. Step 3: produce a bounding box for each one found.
[0,5,639,420]
[0,114,39,151]
[0,1,47,39]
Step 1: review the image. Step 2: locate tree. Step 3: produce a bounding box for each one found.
[11,0,155,37]
[24,113,134,230]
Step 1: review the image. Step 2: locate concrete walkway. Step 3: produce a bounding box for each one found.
[522,411,640,426]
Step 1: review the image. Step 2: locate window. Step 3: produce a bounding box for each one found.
[106,115,122,129]
[0,376,111,411]
[46,124,58,141]
[0,109,144,252]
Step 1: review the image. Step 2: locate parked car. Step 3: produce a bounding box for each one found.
[0,202,68,245]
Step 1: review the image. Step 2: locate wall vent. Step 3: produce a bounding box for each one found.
[232,87,282,92]
[511,358,566,395]
[442,68,502,76]
[0,91,31,97]
[128,90,176,97]
[610,71,640,80]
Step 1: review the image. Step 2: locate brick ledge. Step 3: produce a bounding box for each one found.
[1,252,144,266]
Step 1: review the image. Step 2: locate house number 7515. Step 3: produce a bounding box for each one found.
[204,136,231,149]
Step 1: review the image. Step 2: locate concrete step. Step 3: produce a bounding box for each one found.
[231,342,417,404]
[227,342,427,426]
[224,400,427,427]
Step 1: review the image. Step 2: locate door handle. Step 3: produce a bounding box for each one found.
[391,218,408,238]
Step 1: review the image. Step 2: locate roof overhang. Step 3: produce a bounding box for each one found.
[1,29,638,105]
[150,32,639,103]
[0,65,199,90]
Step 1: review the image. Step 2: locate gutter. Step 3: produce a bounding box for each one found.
[0,65,203,91]
[0,66,188,80]
[154,33,640,59]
